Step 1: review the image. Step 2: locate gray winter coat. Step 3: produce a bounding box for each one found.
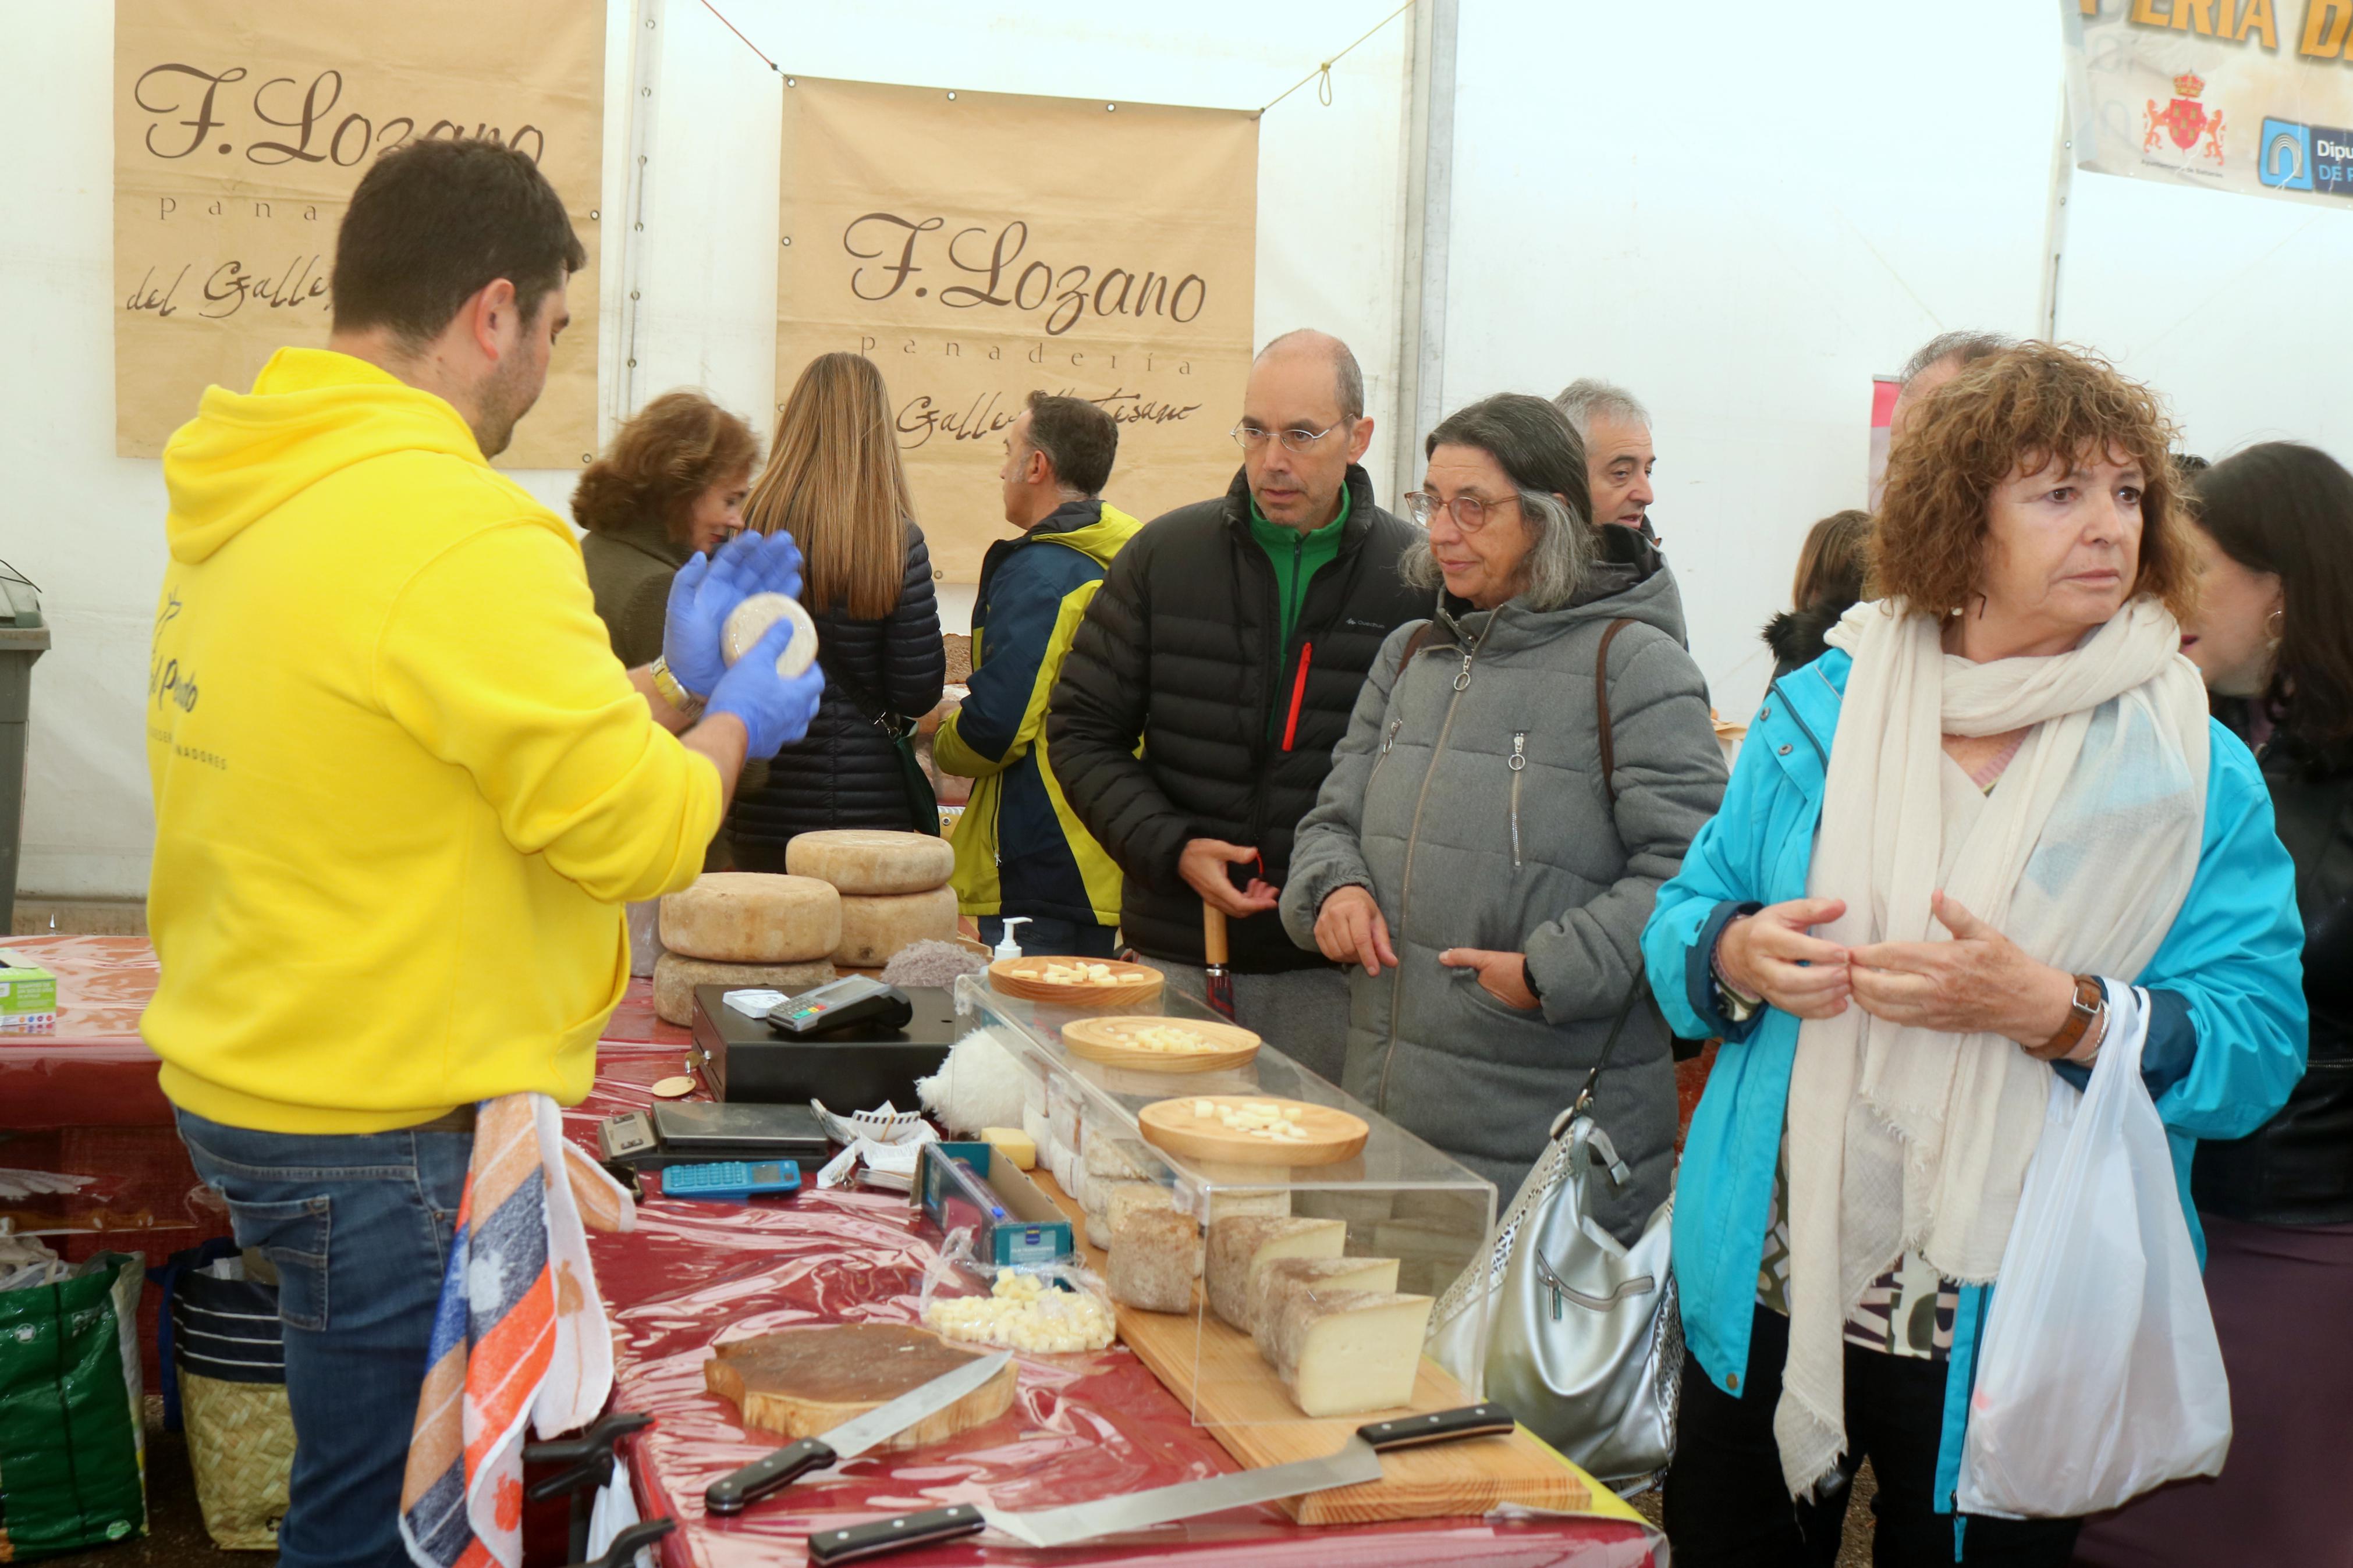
[1279,535,1727,1239]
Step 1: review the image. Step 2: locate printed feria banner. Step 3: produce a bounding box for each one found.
[776,78,1259,583]
[113,2,604,466]
[2065,0,2353,207]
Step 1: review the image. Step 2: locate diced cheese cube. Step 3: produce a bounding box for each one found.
[1204,1215,1347,1331]
[1264,1289,1434,1417]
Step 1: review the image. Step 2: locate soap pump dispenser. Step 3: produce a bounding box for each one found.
[992,916,1031,961]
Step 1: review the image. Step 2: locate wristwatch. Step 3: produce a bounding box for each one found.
[1710,921,1763,1025]
[2027,974,2106,1062]
[651,656,705,720]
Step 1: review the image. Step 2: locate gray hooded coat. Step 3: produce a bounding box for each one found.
[1279,535,1727,1238]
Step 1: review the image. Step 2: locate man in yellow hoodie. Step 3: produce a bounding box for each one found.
[144,139,822,1568]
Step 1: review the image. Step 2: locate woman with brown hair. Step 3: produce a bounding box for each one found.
[726,353,945,866]
[1641,343,2305,1563]
[1762,508,1872,678]
[574,390,760,668]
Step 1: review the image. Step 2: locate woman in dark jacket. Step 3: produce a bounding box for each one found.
[1761,507,1871,677]
[725,353,945,867]
[2076,441,2353,1567]
[574,392,758,667]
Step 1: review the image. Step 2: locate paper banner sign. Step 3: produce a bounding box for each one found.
[776,77,1260,582]
[113,1,604,467]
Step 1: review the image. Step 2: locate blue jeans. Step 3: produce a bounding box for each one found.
[979,915,1119,959]
[176,1108,471,1568]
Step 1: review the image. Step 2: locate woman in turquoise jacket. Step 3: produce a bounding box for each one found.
[1641,344,2305,1566]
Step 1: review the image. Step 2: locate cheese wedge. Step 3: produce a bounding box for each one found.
[1263,1289,1435,1418]
[1109,1207,1199,1314]
[1248,1256,1402,1360]
[978,1127,1036,1171]
[1204,1215,1346,1331]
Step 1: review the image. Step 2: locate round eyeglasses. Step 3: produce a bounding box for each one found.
[1405,490,1521,532]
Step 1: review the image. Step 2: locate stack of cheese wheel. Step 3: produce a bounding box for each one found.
[652,873,842,1026]
[784,830,959,968]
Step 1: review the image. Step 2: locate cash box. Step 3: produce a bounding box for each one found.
[918,1141,1074,1271]
[690,983,956,1107]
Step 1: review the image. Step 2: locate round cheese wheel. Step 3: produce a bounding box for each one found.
[658,873,841,963]
[833,885,959,968]
[722,592,820,678]
[651,951,837,1026]
[785,829,954,895]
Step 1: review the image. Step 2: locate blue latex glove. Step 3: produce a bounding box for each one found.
[662,531,806,697]
[707,616,826,759]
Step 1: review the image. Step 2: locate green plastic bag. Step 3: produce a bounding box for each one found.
[0,1253,147,1559]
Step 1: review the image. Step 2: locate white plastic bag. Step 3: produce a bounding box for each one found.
[1955,984,2231,1518]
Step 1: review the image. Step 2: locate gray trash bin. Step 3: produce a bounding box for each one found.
[0,564,49,935]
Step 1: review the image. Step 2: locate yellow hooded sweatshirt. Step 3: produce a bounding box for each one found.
[144,348,723,1133]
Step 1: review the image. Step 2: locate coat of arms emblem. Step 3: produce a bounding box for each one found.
[2145,72,2225,163]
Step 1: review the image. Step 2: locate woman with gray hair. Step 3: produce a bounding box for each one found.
[1279,393,1727,1225]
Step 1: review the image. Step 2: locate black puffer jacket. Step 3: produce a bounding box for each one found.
[727,524,945,856]
[1046,465,1425,970]
[2192,727,2353,1226]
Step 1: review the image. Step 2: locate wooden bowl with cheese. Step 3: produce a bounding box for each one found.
[988,955,1165,1008]
[1060,1015,1262,1074]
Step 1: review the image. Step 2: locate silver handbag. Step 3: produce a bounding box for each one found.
[1428,980,1682,1489]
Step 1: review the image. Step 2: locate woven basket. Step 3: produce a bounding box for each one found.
[179,1371,292,1550]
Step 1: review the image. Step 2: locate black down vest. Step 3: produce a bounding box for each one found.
[1047,465,1426,970]
[727,524,945,854]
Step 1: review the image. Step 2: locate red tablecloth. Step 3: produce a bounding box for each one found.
[571,1059,1659,1568]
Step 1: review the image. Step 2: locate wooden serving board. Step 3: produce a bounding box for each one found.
[1032,1174,1585,1524]
[989,955,1165,1008]
[1062,1015,1261,1073]
[1139,1095,1370,1168]
[704,1324,1016,1446]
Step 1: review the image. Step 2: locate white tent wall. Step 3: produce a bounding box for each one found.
[2,0,1410,902]
[10,2,2353,905]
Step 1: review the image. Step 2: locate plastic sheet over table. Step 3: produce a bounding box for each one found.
[569,1060,1658,1568]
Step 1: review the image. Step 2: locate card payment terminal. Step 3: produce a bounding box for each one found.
[765,976,914,1039]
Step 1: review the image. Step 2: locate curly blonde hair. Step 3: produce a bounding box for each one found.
[1873,342,2195,621]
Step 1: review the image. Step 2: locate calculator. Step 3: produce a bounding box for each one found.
[658,1160,803,1202]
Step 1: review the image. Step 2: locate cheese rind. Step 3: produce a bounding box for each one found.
[722,592,821,678]
[1109,1208,1199,1314]
[1204,1215,1347,1331]
[785,829,954,895]
[833,886,960,967]
[978,1127,1036,1170]
[659,874,842,963]
[1249,1256,1402,1359]
[651,952,836,1026]
[1264,1289,1435,1418]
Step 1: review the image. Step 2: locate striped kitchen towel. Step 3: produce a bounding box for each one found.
[398,1094,634,1568]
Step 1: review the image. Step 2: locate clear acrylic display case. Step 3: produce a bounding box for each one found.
[948,972,1497,1428]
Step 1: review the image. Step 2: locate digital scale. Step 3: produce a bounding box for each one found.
[689,983,958,1108]
[596,1101,831,1170]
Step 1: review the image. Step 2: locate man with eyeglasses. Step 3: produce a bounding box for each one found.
[1046,329,1424,1084]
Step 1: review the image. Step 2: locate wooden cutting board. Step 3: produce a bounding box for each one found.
[1138,1095,1370,1168]
[704,1324,1016,1446]
[989,956,1165,1008]
[1031,1174,1587,1523]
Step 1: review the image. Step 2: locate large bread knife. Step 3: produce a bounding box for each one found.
[804,1402,1517,1562]
[704,1349,1014,1516]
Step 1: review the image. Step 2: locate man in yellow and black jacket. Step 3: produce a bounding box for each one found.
[936,394,1139,956]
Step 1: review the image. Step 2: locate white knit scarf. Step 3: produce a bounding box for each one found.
[1772,597,2210,1497]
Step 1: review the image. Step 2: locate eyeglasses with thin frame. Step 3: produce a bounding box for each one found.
[1405,489,1521,533]
[1230,420,1348,454]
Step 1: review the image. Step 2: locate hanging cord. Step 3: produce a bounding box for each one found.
[697,0,781,72]
[1259,0,1419,116]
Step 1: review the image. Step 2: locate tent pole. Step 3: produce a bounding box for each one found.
[1392,0,1458,505]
